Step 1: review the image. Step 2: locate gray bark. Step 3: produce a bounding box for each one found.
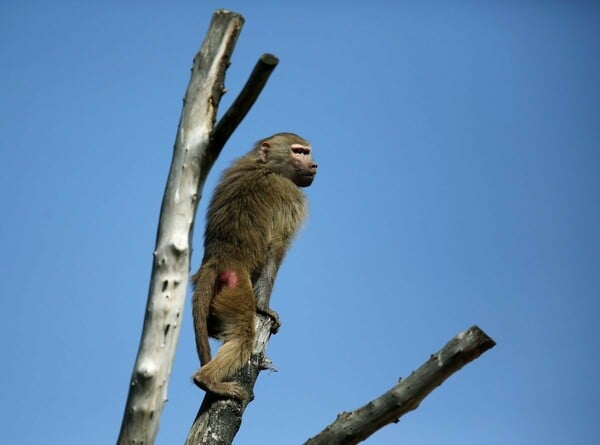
[304,325,496,445]
[117,10,245,445]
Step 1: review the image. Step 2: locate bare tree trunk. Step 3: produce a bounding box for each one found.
[304,326,496,445]
[117,10,247,444]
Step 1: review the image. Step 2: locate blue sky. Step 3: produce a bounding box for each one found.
[1,1,599,444]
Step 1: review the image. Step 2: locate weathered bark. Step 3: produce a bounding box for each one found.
[304,326,496,445]
[117,10,245,445]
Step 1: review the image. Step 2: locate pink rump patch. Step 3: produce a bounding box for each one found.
[217,270,239,288]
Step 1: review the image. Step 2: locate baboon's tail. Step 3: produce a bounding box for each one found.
[191,264,218,366]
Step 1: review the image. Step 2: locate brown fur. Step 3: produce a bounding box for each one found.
[192,133,317,400]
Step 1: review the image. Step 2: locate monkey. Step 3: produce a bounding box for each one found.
[191,132,317,400]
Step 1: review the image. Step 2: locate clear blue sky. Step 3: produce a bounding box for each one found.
[1,1,598,444]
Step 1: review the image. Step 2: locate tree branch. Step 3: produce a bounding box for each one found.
[207,53,279,165]
[304,325,496,445]
[117,10,245,444]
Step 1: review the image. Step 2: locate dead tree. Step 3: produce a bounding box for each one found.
[117,10,278,444]
[117,9,496,445]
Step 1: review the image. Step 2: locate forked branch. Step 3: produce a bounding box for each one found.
[118,9,279,444]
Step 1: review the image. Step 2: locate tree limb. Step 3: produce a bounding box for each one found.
[207,53,279,165]
[117,10,244,444]
[304,325,496,445]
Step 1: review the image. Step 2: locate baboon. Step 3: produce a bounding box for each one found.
[192,132,317,400]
